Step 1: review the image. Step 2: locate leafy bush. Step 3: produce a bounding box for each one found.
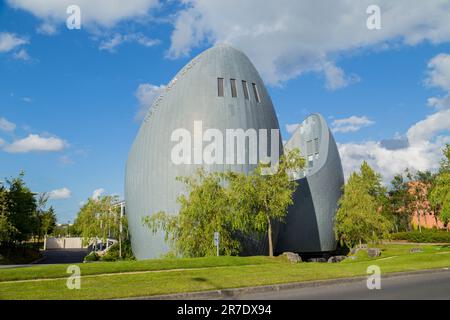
[84,251,99,262]
[101,240,135,262]
[391,230,450,243]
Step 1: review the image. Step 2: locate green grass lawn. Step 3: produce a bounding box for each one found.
[0,243,449,300]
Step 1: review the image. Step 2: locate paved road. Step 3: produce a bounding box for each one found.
[37,249,88,264]
[232,270,450,300]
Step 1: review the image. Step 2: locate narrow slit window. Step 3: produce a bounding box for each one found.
[230,79,237,98]
[306,140,313,155]
[242,80,249,99]
[308,155,314,168]
[252,83,261,103]
[218,78,224,97]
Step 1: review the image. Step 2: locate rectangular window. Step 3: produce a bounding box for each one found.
[242,80,249,99]
[306,140,313,155]
[252,83,261,103]
[218,78,224,97]
[308,155,314,168]
[230,79,237,98]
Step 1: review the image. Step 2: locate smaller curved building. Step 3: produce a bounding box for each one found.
[276,114,344,254]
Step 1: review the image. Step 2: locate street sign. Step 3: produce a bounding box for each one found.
[214,232,219,246]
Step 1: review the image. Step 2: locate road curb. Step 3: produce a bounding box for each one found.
[125,267,450,300]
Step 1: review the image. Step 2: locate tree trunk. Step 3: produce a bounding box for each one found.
[267,217,273,257]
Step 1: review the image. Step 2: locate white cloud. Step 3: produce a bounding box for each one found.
[338,138,446,184]
[99,33,160,52]
[285,123,299,134]
[332,116,374,133]
[59,154,74,165]
[0,32,28,52]
[323,62,360,91]
[425,53,450,110]
[7,0,160,28]
[338,53,450,183]
[168,1,450,86]
[92,188,105,200]
[48,187,72,200]
[425,53,450,92]
[37,22,58,35]
[0,138,4,147]
[135,83,166,120]
[13,48,31,61]
[3,134,67,153]
[0,117,16,132]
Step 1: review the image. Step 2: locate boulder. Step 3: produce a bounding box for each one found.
[410,247,423,253]
[367,248,381,258]
[327,255,347,263]
[282,252,302,263]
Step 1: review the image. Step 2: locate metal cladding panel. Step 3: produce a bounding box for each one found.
[276,114,344,253]
[125,45,281,259]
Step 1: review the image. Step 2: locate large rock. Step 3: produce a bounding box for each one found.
[350,244,368,255]
[282,252,302,263]
[327,255,347,263]
[367,248,381,258]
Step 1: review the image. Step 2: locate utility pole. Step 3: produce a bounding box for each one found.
[119,202,124,259]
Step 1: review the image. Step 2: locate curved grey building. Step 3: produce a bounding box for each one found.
[125,45,282,259]
[276,114,344,254]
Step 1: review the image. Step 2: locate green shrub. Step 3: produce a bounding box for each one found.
[101,240,135,262]
[84,251,99,262]
[391,229,450,243]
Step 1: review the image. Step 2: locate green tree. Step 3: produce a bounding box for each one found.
[0,184,17,244]
[430,144,450,229]
[4,172,37,242]
[144,169,239,257]
[335,163,392,248]
[225,149,305,257]
[34,193,54,242]
[389,171,413,232]
[40,206,57,237]
[74,195,124,245]
[359,161,393,219]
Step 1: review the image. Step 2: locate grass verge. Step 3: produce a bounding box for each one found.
[0,244,449,300]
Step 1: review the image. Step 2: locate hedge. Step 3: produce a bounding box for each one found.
[391,230,450,243]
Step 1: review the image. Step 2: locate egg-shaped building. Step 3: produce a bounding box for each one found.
[125,45,282,259]
[276,114,344,254]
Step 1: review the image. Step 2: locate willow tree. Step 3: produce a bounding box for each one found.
[143,169,239,257]
[225,148,305,257]
[74,195,123,245]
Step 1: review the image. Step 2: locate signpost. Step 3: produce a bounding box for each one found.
[214,232,220,256]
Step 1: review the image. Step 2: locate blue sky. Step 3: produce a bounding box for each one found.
[1,1,450,223]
